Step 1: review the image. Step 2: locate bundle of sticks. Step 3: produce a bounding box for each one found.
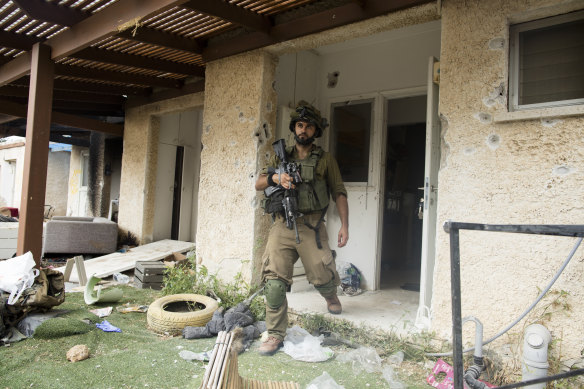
[200,330,299,389]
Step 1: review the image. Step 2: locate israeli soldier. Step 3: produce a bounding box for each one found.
[254,100,349,355]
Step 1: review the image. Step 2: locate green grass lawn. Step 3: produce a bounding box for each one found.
[0,285,431,389]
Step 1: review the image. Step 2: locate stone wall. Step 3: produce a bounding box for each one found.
[196,51,277,283]
[434,0,584,357]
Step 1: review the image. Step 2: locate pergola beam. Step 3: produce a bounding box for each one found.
[72,47,204,77]
[0,99,123,136]
[0,0,190,86]
[117,27,203,55]
[203,0,433,61]
[13,0,89,26]
[54,64,183,89]
[183,0,271,33]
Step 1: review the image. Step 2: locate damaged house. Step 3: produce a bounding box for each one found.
[1,0,583,366]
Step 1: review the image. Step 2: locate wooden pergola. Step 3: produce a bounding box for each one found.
[0,0,431,265]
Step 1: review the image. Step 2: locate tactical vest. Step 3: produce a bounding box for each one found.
[262,146,329,215]
[288,146,330,214]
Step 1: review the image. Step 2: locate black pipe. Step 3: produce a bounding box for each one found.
[494,368,584,389]
[448,226,464,389]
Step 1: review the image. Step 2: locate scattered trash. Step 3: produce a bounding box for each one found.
[179,349,211,362]
[90,307,113,318]
[382,365,406,389]
[84,275,123,305]
[67,344,90,362]
[336,261,362,296]
[113,273,130,284]
[337,347,382,374]
[427,359,454,389]
[116,303,148,314]
[0,251,40,305]
[282,325,333,362]
[95,320,121,333]
[16,310,65,337]
[306,372,345,389]
[319,329,360,348]
[388,351,404,366]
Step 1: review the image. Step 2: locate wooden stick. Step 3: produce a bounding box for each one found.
[202,331,224,389]
[217,332,234,389]
[212,331,231,388]
[208,331,227,388]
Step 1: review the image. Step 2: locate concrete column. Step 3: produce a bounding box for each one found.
[196,51,277,284]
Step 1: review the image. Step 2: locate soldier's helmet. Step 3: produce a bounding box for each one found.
[289,100,329,138]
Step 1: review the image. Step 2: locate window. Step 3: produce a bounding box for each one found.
[509,11,584,111]
[331,100,373,183]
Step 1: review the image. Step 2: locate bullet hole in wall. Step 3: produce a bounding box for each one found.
[541,118,562,127]
[553,165,572,176]
[489,37,505,50]
[327,71,340,88]
[239,112,246,123]
[463,147,476,155]
[487,133,501,150]
[474,112,492,123]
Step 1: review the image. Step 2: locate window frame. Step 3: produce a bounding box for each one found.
[509,10,584,112]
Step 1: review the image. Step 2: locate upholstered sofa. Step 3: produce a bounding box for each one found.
[43,216,118,255]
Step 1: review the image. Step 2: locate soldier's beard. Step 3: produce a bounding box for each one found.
[294,133,315,145]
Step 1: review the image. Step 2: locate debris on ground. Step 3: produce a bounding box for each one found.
[96,319,121,333]
[318,328,360,348]
[179,349,211,362]
[66,344,90,362]
[90,307,113,317]
[306,371,345,389]
[282,325,333,362]
[116,303,148,314]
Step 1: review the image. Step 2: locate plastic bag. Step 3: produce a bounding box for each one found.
[336,261,362,296]
[0,252,39,305]
[306,372,345,389]
[382,366,406,389]
[282,325,333,362]
[337,347,382,374]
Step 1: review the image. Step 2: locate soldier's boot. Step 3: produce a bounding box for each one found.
[258,336,283,356]
[324,294,342,315]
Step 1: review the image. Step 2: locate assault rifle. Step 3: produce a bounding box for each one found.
[264,139,303,243]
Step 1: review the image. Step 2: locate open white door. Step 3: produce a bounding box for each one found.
[416,57,440,329]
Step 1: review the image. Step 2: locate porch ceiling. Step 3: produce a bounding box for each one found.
[0,0,431,144]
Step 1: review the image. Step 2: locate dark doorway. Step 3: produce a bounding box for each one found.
[381,95,426,291]
[171,146,184,240]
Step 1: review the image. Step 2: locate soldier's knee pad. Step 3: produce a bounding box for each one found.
[264,279,287,309]
[315,279,336,298]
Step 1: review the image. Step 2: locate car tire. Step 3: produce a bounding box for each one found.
[147,294,218,335]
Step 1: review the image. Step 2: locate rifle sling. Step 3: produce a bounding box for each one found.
[304,206,328,249]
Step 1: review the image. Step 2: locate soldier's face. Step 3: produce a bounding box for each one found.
[295,121,316,140]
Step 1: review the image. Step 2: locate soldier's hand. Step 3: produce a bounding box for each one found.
[338,225,349,247]
[276,173,295,189]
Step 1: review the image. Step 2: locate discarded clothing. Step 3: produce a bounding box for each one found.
[96,320,121,333]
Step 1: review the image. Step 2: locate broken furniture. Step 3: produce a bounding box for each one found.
[0,222,18,259]
[62,256,88,286]
[134,261,165,290]
[201,330,299,389]
[56,239,195,283]
[43,216,118,255]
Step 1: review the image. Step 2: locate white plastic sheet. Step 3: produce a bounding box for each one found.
[0,251,39,305]
[282,325,333,362]
[306,372,345,389]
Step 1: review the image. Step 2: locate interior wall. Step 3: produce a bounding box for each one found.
[119,93,204,244]
[434,0,584,359]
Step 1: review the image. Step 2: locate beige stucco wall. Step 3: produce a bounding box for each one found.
[434,0,584,359]
[45,150,70,216]
[119,93,204,243]
[196,52,277,283]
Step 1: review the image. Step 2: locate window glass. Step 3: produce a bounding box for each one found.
[331,100,372,182]
[510,11,584,110]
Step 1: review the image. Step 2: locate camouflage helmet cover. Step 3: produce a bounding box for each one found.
[289,100,329,138]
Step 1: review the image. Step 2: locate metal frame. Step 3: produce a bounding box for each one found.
[443,221,584,389]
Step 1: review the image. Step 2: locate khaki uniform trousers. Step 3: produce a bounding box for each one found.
[261,213,340,340]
